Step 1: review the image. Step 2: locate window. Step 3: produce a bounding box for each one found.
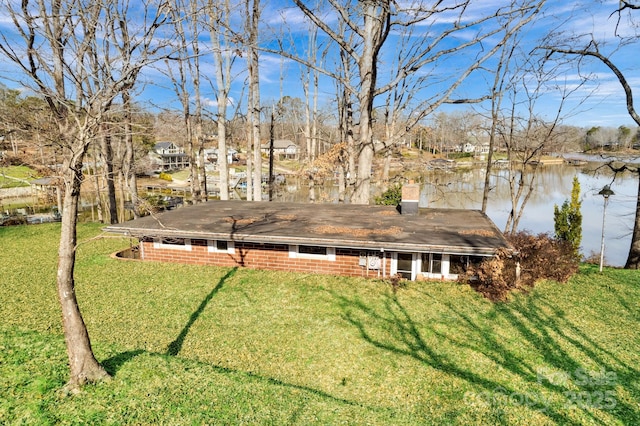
[396,253,414,280]
[449,255,484,275]
[208,239,235,254]
[289,245,336,261]
[153,237,191,251]
[421,253,442,274]
[298,245,326,256]
[449,255,469,275]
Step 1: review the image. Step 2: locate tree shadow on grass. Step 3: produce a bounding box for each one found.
[331,287,639,425]
[166,267,238,356]
[101,349,376,416]
[102,268,238,374]
[102,349,145,376]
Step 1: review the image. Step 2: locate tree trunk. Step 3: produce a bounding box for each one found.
[218,118,230,200]
[351,61,375,204]
[311,63,319,158]
[122,90,140,218]
[245,121,253,201]
[625,172,640,269]
[352,139,373,204]
[101,126,118,224]
[188,136,203,203]
[381,149,391,192]
[350,1,384,205]
[337,163,346,203]
[117,172,126,223]
[308,174,316,203]
[10,134,18,155]
[303,68,312,161]
[190,2,205,204]
[209,0,232,201]
[246,0,262,202]
[481,133,496,214]
[58,158,109,389]
[482,100,500,213]
[91,148,104,223]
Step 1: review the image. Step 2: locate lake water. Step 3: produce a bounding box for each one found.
[420,164,636,267]
[275,162,638,267]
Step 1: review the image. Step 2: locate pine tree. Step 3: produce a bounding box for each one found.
[374,184,403,206]
[554,176,582,255]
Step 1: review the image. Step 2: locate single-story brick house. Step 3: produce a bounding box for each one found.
[105,185,511,281]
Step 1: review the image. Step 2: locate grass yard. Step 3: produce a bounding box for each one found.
[1,223,639,425]
[0,165,39,188]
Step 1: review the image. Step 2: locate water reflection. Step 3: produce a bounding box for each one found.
[275,163,637,267]
[421,164,636,267]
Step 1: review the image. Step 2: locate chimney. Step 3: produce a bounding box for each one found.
[401,180,419,215]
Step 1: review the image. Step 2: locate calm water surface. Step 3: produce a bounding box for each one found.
[420,164,637,267]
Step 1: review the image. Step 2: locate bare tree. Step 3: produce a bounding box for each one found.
[289,0,547,204]
[499,53,584,234]
[334,20,357,202]
[545,1,640,268]
[0,0,168,388]
[246,0,262,202]
[301,20,325,162]
[480,39,515,214]
[478,7,547,214]
[121,88,140,217]
[165,0,205,203]
[98,122,119,223]
[207,0,239,201]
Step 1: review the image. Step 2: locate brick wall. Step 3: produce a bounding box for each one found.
[139,239,389,279]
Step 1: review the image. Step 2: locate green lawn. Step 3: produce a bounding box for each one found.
[1,223,639,425]
[0,165,39,188]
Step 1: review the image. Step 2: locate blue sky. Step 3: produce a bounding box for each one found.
[0,0,638,130]
[147,0,640,129]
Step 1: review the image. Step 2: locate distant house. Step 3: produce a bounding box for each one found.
[476,143,490,155]
[261,139,299,160]
[461,142,476,153]
[458,142,490,156]
[151,142,189,171]
[30,177,59,198]
[204,148,238,166]
[106,184,511,281]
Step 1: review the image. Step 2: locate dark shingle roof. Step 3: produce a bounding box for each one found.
[153,141,174,150]
[105,200,510,256]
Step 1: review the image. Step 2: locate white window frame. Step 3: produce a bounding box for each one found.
[153,237,192,251]
[391,253,453,281]
[418,253,451,279]
[391,252,417,281]
[208,239,235,254]
[289,245,336,261]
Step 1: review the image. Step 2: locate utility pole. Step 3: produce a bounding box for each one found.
[268,107,275,201]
